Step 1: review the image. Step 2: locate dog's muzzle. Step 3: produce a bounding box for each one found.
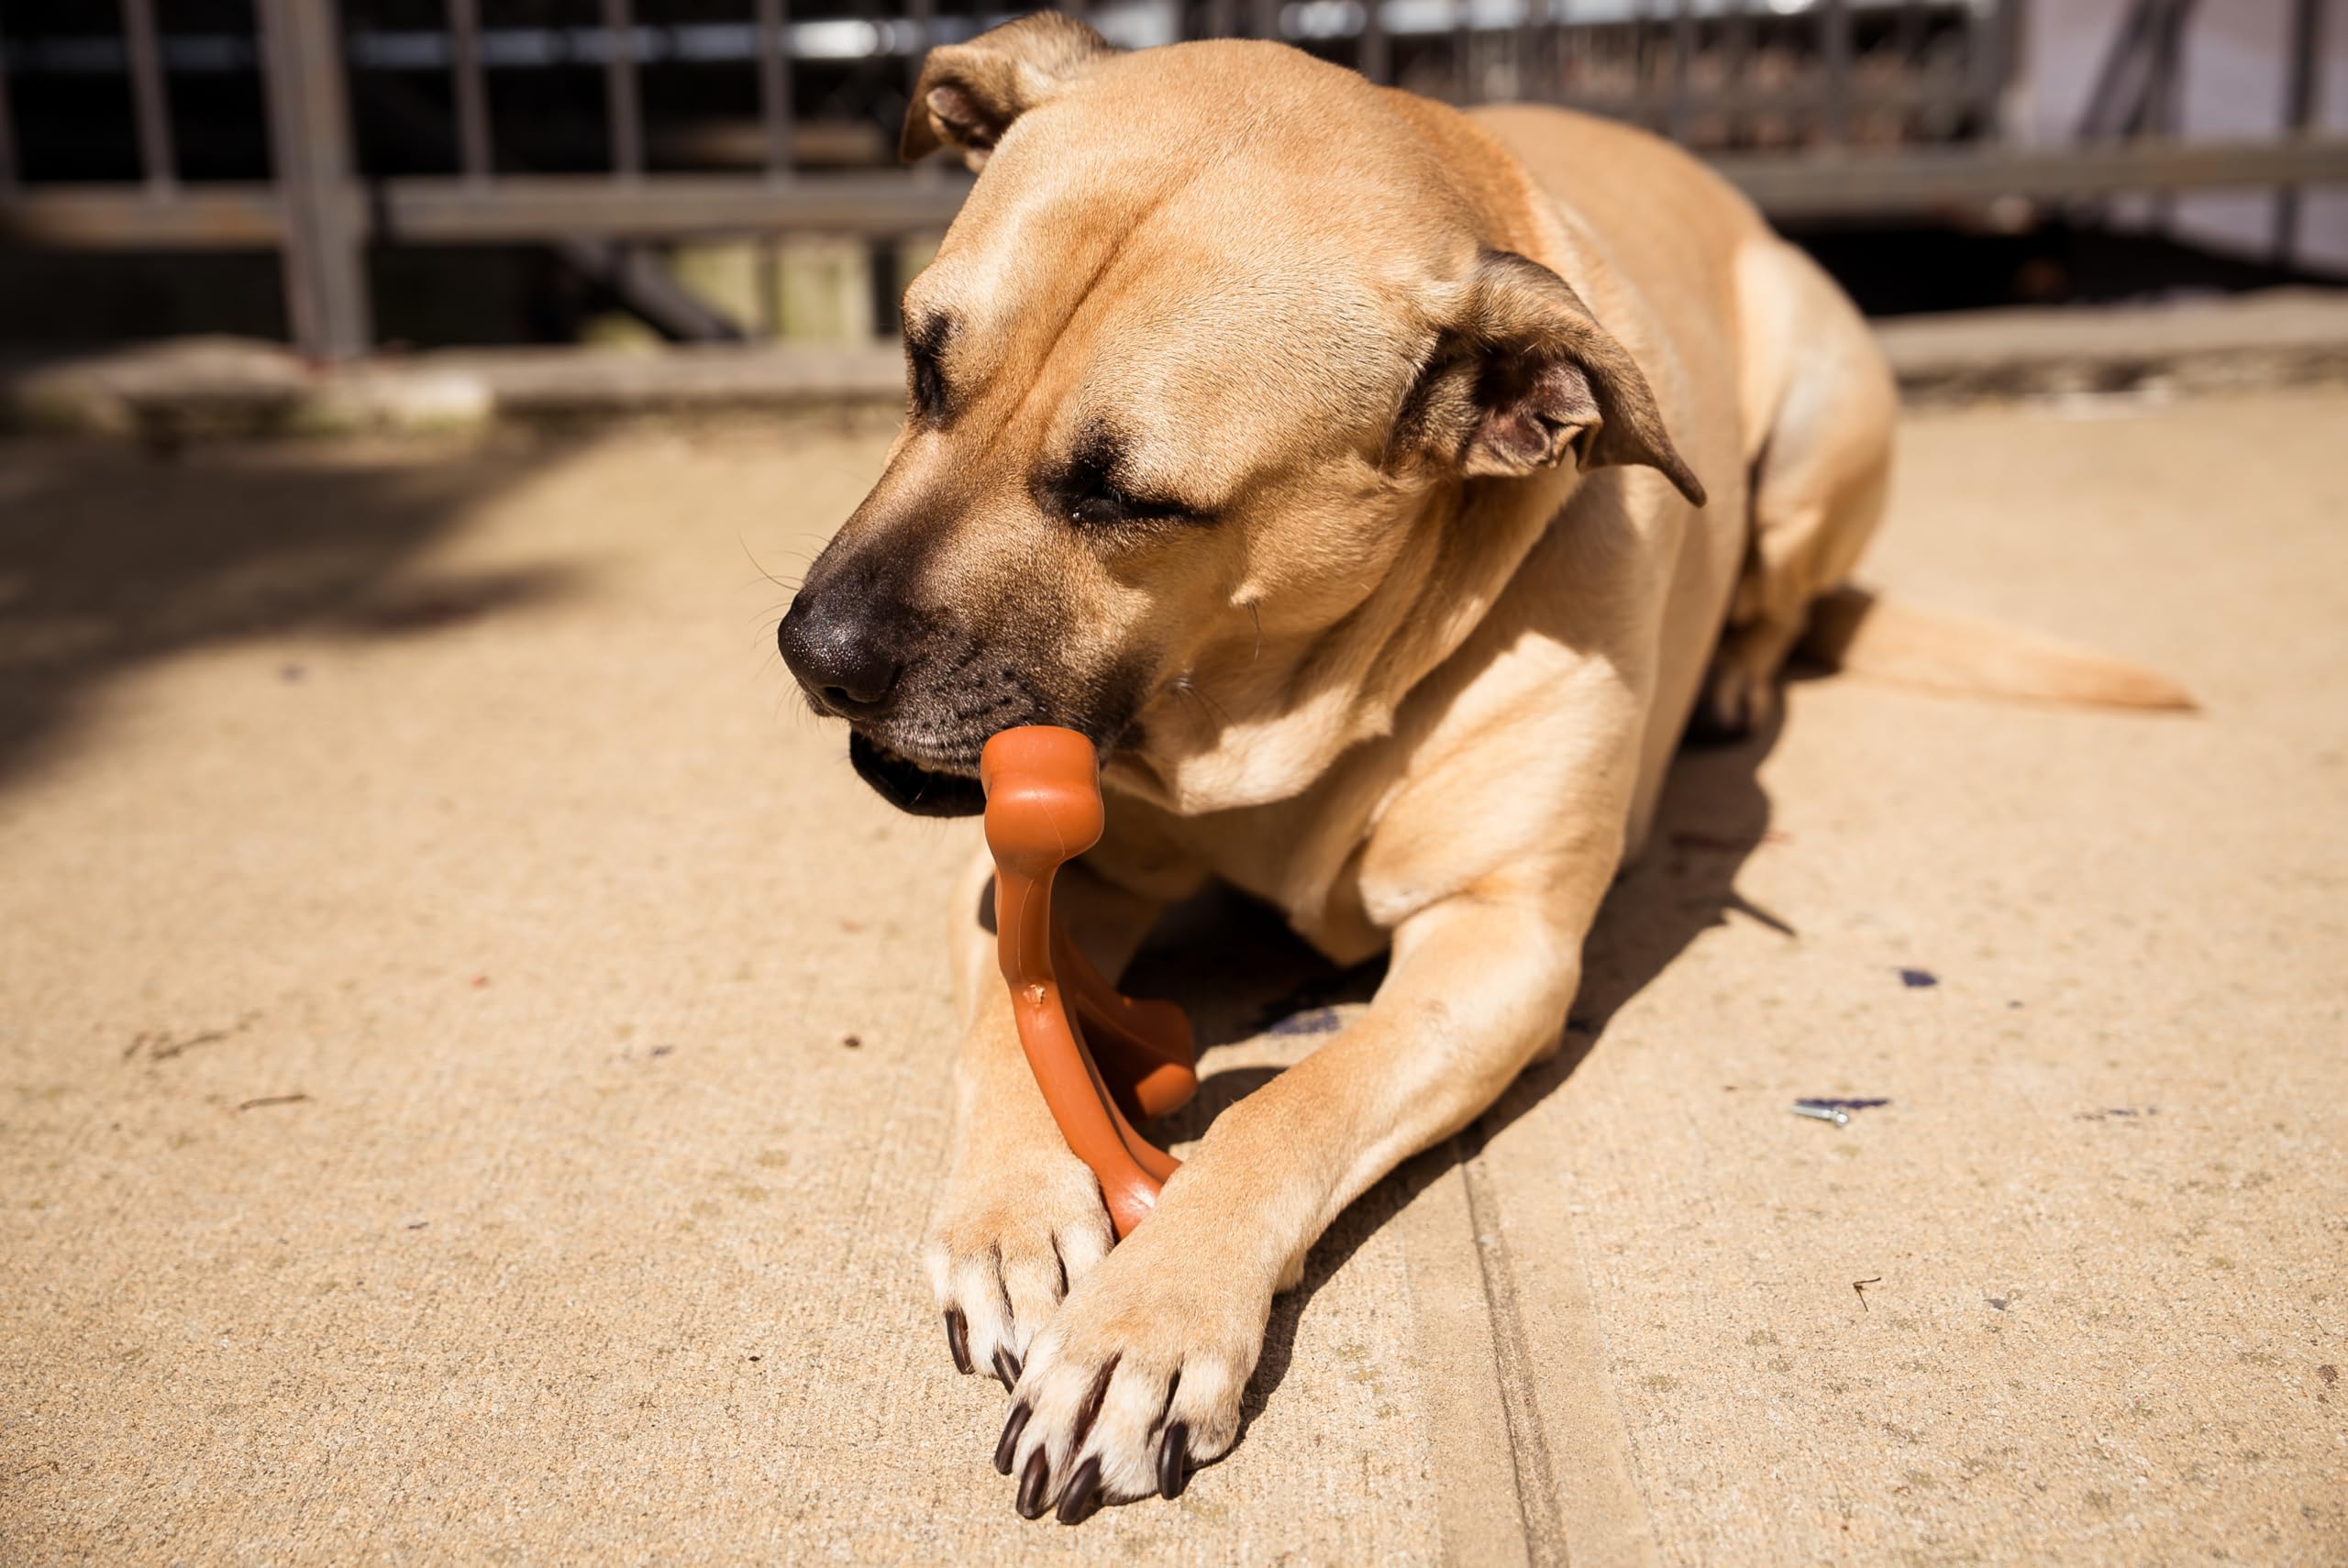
[779,580,996,817]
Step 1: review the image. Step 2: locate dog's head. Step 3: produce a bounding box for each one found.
[780,16,1701,817]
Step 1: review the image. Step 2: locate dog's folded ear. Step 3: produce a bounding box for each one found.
[900,12,1116,171]
[1397,250,1706,506]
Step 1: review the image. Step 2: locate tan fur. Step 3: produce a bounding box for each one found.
[1802,586,2198,711]
[781,17,2174,1516]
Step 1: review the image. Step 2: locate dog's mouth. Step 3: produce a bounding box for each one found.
[847,730,988,818]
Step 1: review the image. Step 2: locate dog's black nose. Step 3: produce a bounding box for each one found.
[779,591,902,715]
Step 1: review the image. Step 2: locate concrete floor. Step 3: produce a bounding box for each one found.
[2,388,2342,1564]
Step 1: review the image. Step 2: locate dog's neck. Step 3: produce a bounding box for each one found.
[1107,456,1585,818]
[1102,114,1601,817]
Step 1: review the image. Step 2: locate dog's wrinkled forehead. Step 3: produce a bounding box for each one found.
[903,72,1464,487]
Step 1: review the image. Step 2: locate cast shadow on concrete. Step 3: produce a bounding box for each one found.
[1117,707,1790,1467]
[0,442,578,794]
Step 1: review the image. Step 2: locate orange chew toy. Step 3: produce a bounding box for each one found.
[979,726,1197,1239]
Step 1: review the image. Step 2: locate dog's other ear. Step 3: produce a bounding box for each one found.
[1399,250,1706,505]
[900,12,1115,171]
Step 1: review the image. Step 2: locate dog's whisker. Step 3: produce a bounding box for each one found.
[1169,673,1235,732]
[737,534,814,594]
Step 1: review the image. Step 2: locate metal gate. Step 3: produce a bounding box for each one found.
[0,0,2340,358]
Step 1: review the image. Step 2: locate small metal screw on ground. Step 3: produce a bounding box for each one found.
[1792,1101,1850,1128]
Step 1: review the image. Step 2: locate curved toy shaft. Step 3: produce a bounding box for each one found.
[980,727,1195,1239]
[1056,928,1196,1122]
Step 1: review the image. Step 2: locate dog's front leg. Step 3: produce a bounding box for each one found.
[997,887,1589,1519]
[926,844,1165,1391]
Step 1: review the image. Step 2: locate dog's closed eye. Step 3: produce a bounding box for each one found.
[1047,430,1213,529]
[906,312,957,424]
[1067,472,1205,527]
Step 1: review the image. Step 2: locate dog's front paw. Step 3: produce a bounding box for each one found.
[925,1136,1115,1390]
[992,1216,1270,1521]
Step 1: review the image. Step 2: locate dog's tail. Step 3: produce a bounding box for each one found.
[1800,586,2197,712]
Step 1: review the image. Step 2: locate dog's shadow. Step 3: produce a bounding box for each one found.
[1118,707,1789,1446]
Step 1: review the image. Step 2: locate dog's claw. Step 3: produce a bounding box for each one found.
[985,1212,1257,1519]
[1056,1455,1104,1525]
[1158,1420,1190,1499]
[925,1126,1116,1408]
[994,1401,1031,1475]
[1016,1448,1052,1519]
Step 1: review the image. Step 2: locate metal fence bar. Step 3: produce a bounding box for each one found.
[0,2,17,193]
[756,0,792,178]
[2080,0,2156,138]
[17,138,2348,250]
[1450,0,1472,102]
[1557,77,2019,122]
[120,0,176,189]
[1967,0,2016,138]
[388,138,2348,237]
[1362,0,1390,88]
[382,171,973,238]
[1722,0,1755,143]
[1508,0,1534,105]
[2143,0,2195,226]
[256,0,370,358]
[2273,0,2324,258]
[1894,0,1927,61]
[603,0,644,177]
[1819,0,1853,144]
[1715,135,2348,217]
[448,0,493,180]
[869,0,905,332]
[0,183,284,246]
[907,0,935,91]
[2145,0,2193,138]
[1668,0,1696,142]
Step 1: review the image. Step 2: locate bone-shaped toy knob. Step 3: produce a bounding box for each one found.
[980,726,1197,1239]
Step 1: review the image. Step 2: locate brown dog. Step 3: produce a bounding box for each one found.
[778,14,2184,1522]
